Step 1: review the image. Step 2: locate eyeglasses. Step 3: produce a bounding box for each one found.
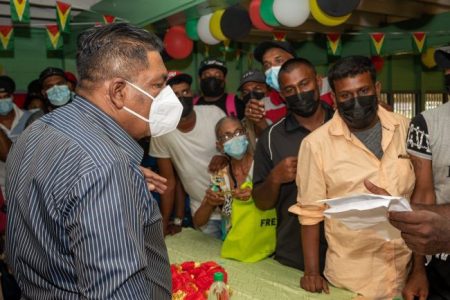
[218,128,246,143]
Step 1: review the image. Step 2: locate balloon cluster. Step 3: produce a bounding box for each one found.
[163,0,360,59]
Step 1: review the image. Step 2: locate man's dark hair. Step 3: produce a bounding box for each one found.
[277,58,316,85]
[76,23,163,87]
[327,55,376,92]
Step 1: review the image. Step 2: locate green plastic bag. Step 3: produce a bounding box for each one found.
[221,182,277,262]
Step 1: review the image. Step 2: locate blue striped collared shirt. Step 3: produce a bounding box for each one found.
[5,95,171,299]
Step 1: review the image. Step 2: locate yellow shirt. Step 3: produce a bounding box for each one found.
[289,106,415,299]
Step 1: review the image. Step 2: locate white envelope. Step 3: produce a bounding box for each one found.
[319,194,412,240]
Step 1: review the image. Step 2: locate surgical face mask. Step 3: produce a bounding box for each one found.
[337,95,378,130]
[265,66,281,91]
[445,74,450,93]
[46,85,71,107]
[223,135,249,160]
[200,77,225,97]
[242,90,265,103]
[285,90,320,117]
[179,96,194,118]
[123,81,183,137]
[0,97,13,116]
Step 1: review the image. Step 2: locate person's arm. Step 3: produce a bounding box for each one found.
[67,162,170,299]
[301,224,329,293]
[156,158,177,235]
[193,189,224,228]
[169,173,185,235]
[0,129,12,162]
[253,157,297,210]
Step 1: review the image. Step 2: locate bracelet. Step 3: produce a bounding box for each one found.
[173,217,183,226]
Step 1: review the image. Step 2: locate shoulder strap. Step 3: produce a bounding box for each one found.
[193,96,200,105]
[225,93,237,117]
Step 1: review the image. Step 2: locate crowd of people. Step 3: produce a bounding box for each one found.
[1,22,450,299]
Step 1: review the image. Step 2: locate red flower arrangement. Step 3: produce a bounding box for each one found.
[171,261,228,300]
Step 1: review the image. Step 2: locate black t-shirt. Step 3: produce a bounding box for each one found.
[253,103,334,271]
[196,93,245,120]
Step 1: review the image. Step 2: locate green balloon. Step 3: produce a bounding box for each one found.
[185,19,199,41]
[260,0,280,27]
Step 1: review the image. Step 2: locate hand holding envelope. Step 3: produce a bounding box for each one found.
[320,194,412,240]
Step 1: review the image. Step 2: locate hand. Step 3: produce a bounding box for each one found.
[231,187,252,201]
[204,189,225,207]
[245,99,265,123]
[140,167,167,194]
[167,223,182,236]
[300,274,329,294]
[208,155,229,173]
[389,210,450,255]
[402,269,428,300]
[364,179,390,196]
[270,156,297,184]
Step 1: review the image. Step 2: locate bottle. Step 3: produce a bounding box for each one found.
[207,272,230,300]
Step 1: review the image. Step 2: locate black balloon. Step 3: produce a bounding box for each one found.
[316,0,360,17]
[220,5,252,41]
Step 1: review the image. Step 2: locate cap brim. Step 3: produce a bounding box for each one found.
[253,41,296,63]
[167,73,192,86]
[434,49,450,69]
[198,65,228,77]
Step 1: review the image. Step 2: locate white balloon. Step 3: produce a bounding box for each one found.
[197,13,220,45]
[273,0,310,27]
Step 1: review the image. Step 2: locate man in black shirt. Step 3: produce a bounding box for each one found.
[252,58,334,271]
[195,58,245,119]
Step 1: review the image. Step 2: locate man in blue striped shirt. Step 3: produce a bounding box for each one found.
[5,23,182,299]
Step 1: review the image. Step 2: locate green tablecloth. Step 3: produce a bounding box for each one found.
[166,228,356,300]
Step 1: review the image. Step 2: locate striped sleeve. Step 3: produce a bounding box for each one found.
[66,161,170,299]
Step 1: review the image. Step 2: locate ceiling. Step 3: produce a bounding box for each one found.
[0,0,449,43]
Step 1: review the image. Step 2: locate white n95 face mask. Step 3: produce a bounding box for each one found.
[123,81,183,137]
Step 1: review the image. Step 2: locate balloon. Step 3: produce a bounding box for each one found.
[422,47,437,69]
[164,26,193,60]
[273,0,310,27]
[221,5,252,40]
[185,19,199,41]
[210,9,227,41]
[310,0,350,26]
[249,0,273,31]
[260,0,280,26]
[197,14,220,45]
[371,56,384,73]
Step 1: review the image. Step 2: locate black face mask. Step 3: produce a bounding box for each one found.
[337,95,378,130]
[179,96,194,118]
[444,74,450,93]
[242,90,266,103]
[285,90,320,117]
[200,77,225,97]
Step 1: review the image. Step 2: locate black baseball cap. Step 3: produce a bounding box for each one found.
[0,76,16,94]
[198,58,227,76]
[166,71,192,86]
[238,69,266,91]
[434,46,450,69]
[253,40,296,63]
[39,67,66,85]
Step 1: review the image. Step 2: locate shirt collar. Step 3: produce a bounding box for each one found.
[72,95,144,164]
[0,104,23,135]
[328,105,400,139]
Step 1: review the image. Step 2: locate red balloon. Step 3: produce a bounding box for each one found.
[164,26,194,60]
[371,56,385,73]
[249,0,273,31]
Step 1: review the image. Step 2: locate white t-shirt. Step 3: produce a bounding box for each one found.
[149,105,226,219]
[0,104,24,196]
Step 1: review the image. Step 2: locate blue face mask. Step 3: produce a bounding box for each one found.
[46,85,71,107]
[223,135,249,160]
[265,66,281,92]
[0,97,13,116]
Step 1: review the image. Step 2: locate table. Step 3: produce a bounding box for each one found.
[166,228,356,300]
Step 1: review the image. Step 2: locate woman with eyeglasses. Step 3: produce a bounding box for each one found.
[193,116,276,262]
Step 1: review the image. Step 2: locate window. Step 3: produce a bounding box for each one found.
[392,92,416,119]
[424,92,444,111]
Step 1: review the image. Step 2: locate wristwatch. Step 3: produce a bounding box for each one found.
[173,217,183,226]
